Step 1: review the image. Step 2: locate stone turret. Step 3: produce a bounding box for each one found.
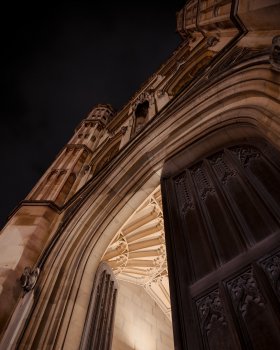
[29,104,116,205]
[86,104,116,125]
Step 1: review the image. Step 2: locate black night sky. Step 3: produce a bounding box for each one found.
[1,1,185,229]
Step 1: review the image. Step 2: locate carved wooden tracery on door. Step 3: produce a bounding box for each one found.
[161,140,280,350]
[80,262,118,350]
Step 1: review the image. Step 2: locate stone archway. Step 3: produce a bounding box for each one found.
[1,45,278,349]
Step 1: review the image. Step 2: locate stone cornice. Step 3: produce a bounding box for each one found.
[65,143,93,154]
[54,143,93,161]
[8,200,62,219]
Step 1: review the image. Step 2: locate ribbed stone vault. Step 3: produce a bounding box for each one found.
[102,186,171,320]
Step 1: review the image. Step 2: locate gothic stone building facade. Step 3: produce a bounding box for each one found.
[0,1,280,349]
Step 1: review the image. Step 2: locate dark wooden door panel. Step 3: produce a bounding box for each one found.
[162,141,280,350]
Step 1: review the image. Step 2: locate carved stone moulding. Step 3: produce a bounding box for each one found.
[270,35,280,72]
[207,46,269,81]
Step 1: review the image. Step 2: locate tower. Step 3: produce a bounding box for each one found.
[29,104,116,205]
[0,1,280,349]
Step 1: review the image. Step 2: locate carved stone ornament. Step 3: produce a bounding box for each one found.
[20,266,40,293]
[270,35,280,72]
[156,89,165,97]
[207,36,219,47]
[175,58,187,71]
[260,252,280,299]
[83,164,91,175]
[120,126,128,135]
[196,289,227,335]
[227,269,265,317]
[132,91,152,111]
[108,131,115,139]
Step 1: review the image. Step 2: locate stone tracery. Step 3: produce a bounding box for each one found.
[102,186,172,319]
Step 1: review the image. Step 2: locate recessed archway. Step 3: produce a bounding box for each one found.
[13,61,280,349]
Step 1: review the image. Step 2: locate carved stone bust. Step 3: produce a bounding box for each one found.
[20,267,40,293]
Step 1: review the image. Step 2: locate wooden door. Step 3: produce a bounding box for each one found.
[161,140,280,350]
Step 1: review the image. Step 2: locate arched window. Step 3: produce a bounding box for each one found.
[80,262,118,350]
